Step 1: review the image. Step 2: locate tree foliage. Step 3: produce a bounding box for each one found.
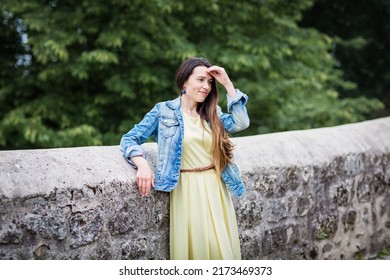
[0,0,384,149]
[300,0,390,117]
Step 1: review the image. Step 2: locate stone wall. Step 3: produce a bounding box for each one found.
[1,117,389,260]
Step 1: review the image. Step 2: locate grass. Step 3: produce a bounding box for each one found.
[377,247,390,259]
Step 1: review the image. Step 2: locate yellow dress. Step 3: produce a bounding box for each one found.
[169,111,241,260]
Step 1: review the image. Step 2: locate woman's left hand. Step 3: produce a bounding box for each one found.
[207,66,233,88]
[207,65,236,98]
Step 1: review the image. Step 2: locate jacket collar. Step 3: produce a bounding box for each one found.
[166,95,211,126]
[166,96,181,110]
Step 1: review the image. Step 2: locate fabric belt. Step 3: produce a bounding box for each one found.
[180,164,215,173]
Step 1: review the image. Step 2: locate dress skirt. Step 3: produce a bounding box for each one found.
[169,111,241,260]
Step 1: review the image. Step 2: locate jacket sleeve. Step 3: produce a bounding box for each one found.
[120,104,160,168]
[218,89,250,134]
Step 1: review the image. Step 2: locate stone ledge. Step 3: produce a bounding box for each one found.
[0,117,389,259]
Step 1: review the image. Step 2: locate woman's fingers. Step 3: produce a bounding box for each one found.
[133,158,154,197]
[136,173,154,197]
[207,66,231,86]
[207,65,223,73]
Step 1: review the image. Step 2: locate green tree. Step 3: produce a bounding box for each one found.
[0,10,31,147]
[0,0,384,149]
[300,0,390,117]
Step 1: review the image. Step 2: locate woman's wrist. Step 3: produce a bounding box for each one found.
[224,82,236,98]
[131,156,148,168]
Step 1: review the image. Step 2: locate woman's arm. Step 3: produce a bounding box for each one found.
[218,90,250,133]
[120,104,160,196]
[207,66,250,133]
[120,104,160,167]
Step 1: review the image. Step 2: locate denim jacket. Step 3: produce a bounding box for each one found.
[120,89,250,198]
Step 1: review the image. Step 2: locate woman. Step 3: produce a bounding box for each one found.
[120,57,250,260]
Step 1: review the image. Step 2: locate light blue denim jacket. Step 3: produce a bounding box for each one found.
[120,89,250,198]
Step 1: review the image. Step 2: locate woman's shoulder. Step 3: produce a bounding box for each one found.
[153,96,180,107]
[149,96,180,117]
[165,96,181,110]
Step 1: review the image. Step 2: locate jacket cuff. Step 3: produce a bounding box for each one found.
[227,89,249,113]
[125,145,146,168]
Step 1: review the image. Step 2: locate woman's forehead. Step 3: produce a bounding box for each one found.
[191,66,212,79]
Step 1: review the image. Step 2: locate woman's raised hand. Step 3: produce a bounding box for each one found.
[207,65,236,98]
[207,65,233,88]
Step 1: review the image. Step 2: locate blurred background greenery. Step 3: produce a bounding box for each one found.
[0,0,388,150]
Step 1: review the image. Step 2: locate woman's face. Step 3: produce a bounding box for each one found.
[183,66,213,103]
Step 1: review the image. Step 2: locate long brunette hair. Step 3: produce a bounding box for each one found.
[175,57,234,174]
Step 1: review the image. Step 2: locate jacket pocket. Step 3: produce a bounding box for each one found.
[160,116,179,138]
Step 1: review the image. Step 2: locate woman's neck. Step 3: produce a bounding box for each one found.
[180,95,199,116]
